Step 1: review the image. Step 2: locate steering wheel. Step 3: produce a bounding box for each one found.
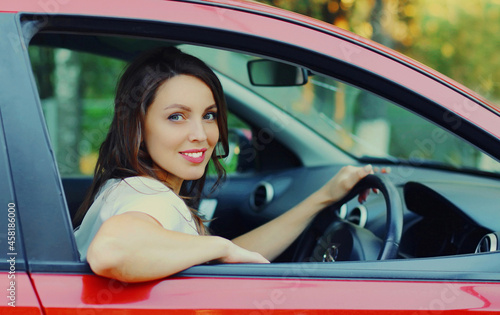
[293,174,403,262]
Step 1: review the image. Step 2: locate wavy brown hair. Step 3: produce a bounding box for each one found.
[73,47,228,234]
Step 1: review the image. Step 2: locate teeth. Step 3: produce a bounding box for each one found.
[183,152,203,158]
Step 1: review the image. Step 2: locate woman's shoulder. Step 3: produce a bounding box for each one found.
[95,176,174,204]
[114,176,186,205]
[118,176,171,194]
[102,177,194,231]
[100,176,166,194]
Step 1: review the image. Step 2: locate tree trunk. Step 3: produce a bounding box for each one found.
[54,49,82,175]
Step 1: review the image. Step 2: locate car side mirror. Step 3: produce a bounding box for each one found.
[247,59,308,86]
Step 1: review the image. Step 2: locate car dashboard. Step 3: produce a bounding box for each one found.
[214,164,500,262]
[399,180,497,258]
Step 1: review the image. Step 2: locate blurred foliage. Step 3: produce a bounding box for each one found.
[257,0,500,106]
[29,46,125,175]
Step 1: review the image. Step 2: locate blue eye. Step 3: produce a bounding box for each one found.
[204,112,218,120]
[168,113,183,121]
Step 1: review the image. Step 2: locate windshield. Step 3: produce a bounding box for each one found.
[182,44,500,174]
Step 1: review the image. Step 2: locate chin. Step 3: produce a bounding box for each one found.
[182,171,206,181]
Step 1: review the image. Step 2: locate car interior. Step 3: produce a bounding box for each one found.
[26,20,500,280]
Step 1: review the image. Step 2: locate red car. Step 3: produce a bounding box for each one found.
[2,0,500,313]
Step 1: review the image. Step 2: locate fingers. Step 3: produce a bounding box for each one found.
[239,248,270,264]
[324,164,386,204]
[222,242,270,264]
[358,189,370,204]
[344,164,372,188]
[364,164,374,174]
[373,166,391,174]
[357,165,391,203]
[354,165,373,204]
[251,253,270,264]
[354,164,373,178]
[240,251,269,264]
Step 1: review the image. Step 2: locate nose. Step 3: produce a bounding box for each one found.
[188,119,208,142]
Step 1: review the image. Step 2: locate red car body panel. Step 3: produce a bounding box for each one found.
[30,273,500,313]
[1,272,42,314]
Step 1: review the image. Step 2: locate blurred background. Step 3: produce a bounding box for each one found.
[257,0,500,107]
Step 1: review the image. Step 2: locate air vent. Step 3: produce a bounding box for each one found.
[475,232,499,253]
[346,205,368,228]
[250,182,274,211]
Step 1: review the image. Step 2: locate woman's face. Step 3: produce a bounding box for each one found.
[144,74,219,190]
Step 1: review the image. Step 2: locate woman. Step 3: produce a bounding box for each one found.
[74,47,373,283]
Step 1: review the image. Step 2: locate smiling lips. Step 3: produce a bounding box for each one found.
[179,148,207,164]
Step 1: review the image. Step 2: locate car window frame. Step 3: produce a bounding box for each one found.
[16,12,500,281]
[2,12,79,269]
[0,106,27,273]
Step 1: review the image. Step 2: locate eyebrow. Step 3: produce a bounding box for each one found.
[163,104,217,111]
[163,104,191,112]
[206,104,218,111]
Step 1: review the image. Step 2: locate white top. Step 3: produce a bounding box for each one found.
[74,176,199,261]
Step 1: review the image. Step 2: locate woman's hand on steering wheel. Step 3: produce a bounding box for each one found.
[294,172,403,262]
[318,165,376,205]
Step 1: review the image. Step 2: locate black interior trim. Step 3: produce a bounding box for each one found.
[29,261,92,274]
[62,178,93,224]
[180,252,500,282]
[28,252,500,282]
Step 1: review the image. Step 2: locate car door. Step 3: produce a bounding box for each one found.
[5,0,500,313]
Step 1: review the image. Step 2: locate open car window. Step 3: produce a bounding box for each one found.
[31,38,499,179]
[24,23,500,282]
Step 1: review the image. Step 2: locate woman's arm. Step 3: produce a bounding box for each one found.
[87,211,268,283]
[232,165,373,261]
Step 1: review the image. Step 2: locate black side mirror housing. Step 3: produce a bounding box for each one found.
[247,59,308,86]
